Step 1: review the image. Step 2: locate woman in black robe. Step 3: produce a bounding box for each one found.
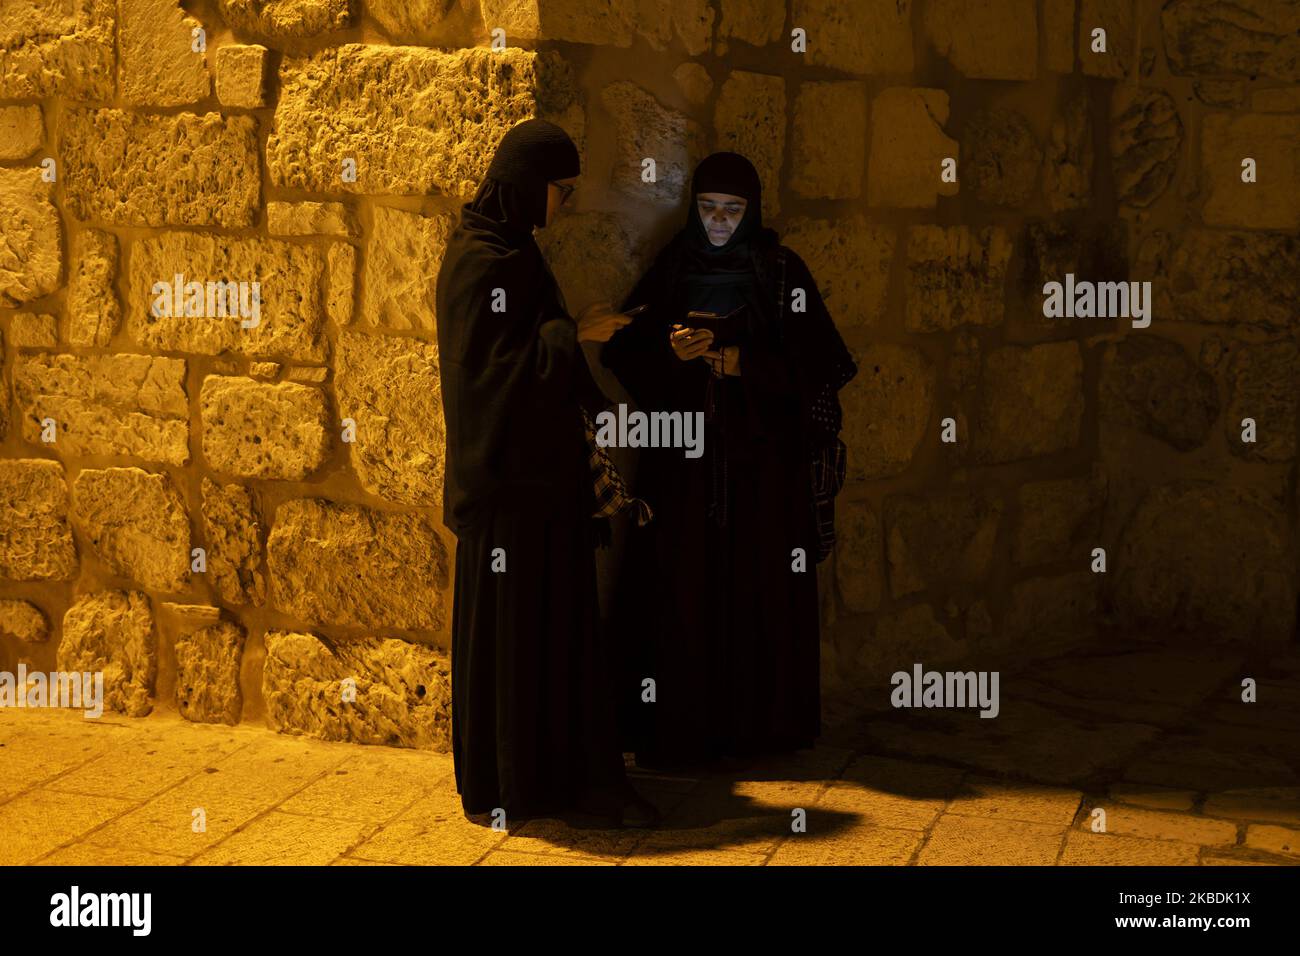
[601,152,856,770]
[435,119,656,826]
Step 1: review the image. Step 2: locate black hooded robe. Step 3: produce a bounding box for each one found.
[602,161,853,768]
[435,125,627,821]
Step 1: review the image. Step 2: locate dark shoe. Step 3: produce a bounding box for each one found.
[619,789,662,829]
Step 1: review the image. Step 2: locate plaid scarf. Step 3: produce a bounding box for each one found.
[582,409,653,526]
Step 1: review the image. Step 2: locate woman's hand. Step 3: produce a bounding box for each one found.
[669,324,714,361]
[702,346,741,377]
[576,301,632,343]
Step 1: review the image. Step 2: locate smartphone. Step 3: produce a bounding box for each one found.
[622,303,651,317]
[685,306,744,348]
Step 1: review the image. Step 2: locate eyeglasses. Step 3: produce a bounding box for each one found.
[550,180,575,205]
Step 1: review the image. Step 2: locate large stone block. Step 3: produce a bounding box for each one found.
[201,478,266,606]
[964,109,1041,208]
[68,229,120,347]
[714,71,785,216]
[602,81,706,208]
[199,376,331,480]
[1114,483,1295,645]
[1225,339,1299,463]
[905,226,1011,332]
[175,620,245,725]
[119,0,209,106]
[1110,88,1183,208]
[0,0,115,99]
[835,499,882,613]
[1200,113,1300,230]
[262,631,451,749]
[0,106,43,161]
[1043,93,1093,212]
[1162,0,1300,81]
[1015,466,1108,567]
[362,206,454,332]
[639,0,714,56]
[335,331,443,507]
[217,0,354,39]
[62,109,259,228]
[720,0,785,45]
[71,467,191,592]
[267,499,450,631]
[0,460,78,582]
[975,342,1083,464]
[1099,335,1219,452]
[368,0,462,39]
[783,217,895,330]
[215,44,270,109]
[924,0,1037,80]
[59,590,157,717]
[268,45,572,197]
[0,600,48,643]
[1079,0,1136,79]
[841,345,935,481]
[0,169,62,308]
[267,201,358,237]
[127,232,328,361]
[867,88,959,209]
[1003,571,1100,647]
[537,212,640,315]
[791,81,867,199]
[327,243,356,327]
[793,0,914,74]
[884,489,1003,599]
[7,313,57,349]
[1043,0,1077,71]
[480,0,635,46]
[13,353,190,465]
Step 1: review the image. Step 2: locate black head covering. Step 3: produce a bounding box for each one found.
[467,118,580,239]
[682,152,776,272]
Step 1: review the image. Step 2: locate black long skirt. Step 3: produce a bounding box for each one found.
[450,503,628,819]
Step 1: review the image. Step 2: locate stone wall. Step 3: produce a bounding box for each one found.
[0,0,1297,745]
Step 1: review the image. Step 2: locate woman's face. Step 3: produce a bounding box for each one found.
[696,192,748,245]
[545,177,578,227]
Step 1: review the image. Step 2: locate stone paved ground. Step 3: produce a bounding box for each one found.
[2,644,1298,866]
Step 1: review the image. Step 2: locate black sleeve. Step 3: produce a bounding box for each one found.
[602,252,693,409]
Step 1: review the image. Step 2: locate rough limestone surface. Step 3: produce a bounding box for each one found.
[905,226,1012,332]
[1200,113,1300,230]
[793,0,914,74]
[1224,339,1298,463]
[885,489,1004,599]
[0,600,50,643]
[975,342,1083,464]
[58,590,157,717]
[71,468,191,593]
[0,0,116,100]
[1043,0,1076,71]
[217,0,354,39]
[0,169,62,308]
[835,500,883,613]
[479,0,636,46]
[638,0,715,56]
[0,460,79,582]
[840,345,935,481]
[791,81,867,199]
[118,0,210,106]
[1043,94,1093,212]
[335,331,443,507]
[867,88,960,208]
[267,499,451,632]
[1015,467,1108,566]
[672,63,713,106]
[13,353,190,465]
[268,46,570,197]
[1003,572,1100,647]
[68,229,120,347]
[201,478,267,606]
[128,232,327,361]
[0,106,43,160]
[1099,335,1219,451]
[1110,88,1183,208]
[924,0,1037,80]
[368,0,461,39]
[215,44,270,108]
[1161,0,1300,81]
[714,71,786,216]
[1079,0,1136,79]
[783,217,895,330]
[536,212,640,316]
[7,313,58,349]
[1114,483,1295,646]
[199,376,331,480]
[268,201,358,237]
[720,0,785,45]
[327,243,356,327]
[964,109,1041,207]
[602,81,706,208]
[175,621,245,725]
[362,206,454,331]
[62,109,260,228]
[263,631,452,749]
